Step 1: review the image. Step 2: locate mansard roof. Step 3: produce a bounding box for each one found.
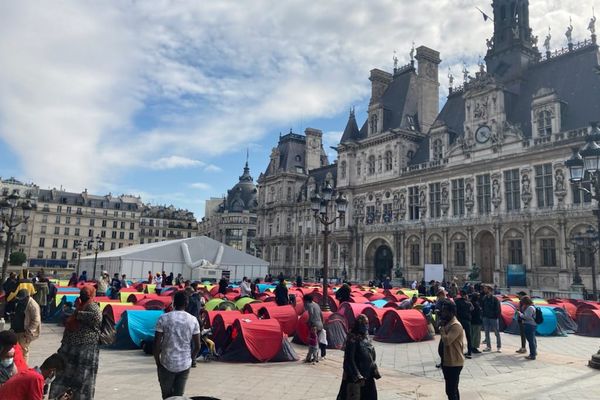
[340,110,361,143]
[379,68,420,132]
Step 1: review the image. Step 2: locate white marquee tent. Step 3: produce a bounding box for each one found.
[79,236,269,282]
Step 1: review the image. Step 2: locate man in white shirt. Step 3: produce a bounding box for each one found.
[153,291,201,399]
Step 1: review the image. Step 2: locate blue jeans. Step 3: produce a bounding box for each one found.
[483,317,501,349]
[524,323,537,358]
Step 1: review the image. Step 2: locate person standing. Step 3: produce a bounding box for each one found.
[12,289,41,363]
[50,286,102,400]
[274,277,289,306]
[303,294,325,358]
[96,272,109,297]
[3,272,18,318]
[515,291,528,354]
[518,296,537,360]
[67,273,78,287]
[110,273,122,300]
[335,283,351,303]
[336,314,380,400]
[240,277,252,297]
[175,273,184,286]
[250,278,260,299]
[154,291,201,399]
[455,290,473,358]
[439,300,465,400]
[147,271,153,284]
[217,277,228,295]
[155,272,163,294]
[481,285,501,352]
[78,271,88,283]
[469,292,482,354]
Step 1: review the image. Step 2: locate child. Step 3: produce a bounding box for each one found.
[305,325,319,364]
[318,328,328,360]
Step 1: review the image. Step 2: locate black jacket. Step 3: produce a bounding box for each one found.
[455,298,473,322]
[482,295,501,319]
[471,301,483,325]
[274,283,289,305]
[343,334,378,382]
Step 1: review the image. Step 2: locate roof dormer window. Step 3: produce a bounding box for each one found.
[406,115,416,131]
[536,110,553,136]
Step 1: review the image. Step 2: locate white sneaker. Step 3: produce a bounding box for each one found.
[497,348,502,353]
[482,347,492,352]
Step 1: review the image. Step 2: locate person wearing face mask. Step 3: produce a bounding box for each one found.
[49,286,101,400]
[0,346,17,386]
[12,289,41,363]
[0,353,71,400]
[336,314,380,400]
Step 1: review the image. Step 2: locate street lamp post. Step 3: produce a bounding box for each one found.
[341,246,348,282]
[0,191,32,284]
[87,235,104,280]
[310,182,347,312]
[565,121,600,369]
[74,239,86,277]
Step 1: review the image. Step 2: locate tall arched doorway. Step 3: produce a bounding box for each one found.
[374,245,393,281]
[475,231,495,283]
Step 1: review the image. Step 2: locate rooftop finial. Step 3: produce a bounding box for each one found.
[544,27,552,53]
[447,67,454,91]
[566,17,574,45]
[349,106,355,118]
[245,147,249,168]
[393,50,398,71]
[589,8,596,37]
[462,62,469,83]
[409,42,415,63]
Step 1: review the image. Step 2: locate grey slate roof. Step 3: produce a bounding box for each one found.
[379,68,420,132]
[222,162,258,213]
[340,111,360,143]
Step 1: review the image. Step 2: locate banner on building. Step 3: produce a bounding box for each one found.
[506,264,527,287]
[424,264,444,283]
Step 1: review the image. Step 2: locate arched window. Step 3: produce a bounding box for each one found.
[356,161,361,176]
[433,139,443,161]
[340,161,347,179]
[368,155,376,175]
[537,110,552,136]
[370,114,379,134]
[384,151,393,171]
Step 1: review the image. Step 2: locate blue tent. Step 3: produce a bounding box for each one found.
[370,299,388,309]
[46,295,80,323]
[504,306,565,337]
[113,310,164,349]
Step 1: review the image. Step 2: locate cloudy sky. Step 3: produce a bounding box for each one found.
[0,0,594,217]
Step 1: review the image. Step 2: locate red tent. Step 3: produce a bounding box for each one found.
[349,294,369,304]
[244,301,278,315]
[500,303,516,330]
[337,302,375,327]
[102,304,145,325]
[362,307,388,333]
[374,309,432,343]
[257,305,298,336]
[364,292,385,301]
[576,302,600,321]
[201,310,241,329]
[94,296,121,303]
[220,318,284,362]
[126,293,147,303]
[212,313,257,351]
[324,312,348,349]
[576,309,600,337]
[119,287,138,293]
[136,298,168,310]
[548,300,577,320]
[311,292,339,312]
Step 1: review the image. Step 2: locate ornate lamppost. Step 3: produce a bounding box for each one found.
[0,191,32,283]
[310,182,347,311]
[565,121,600,369]
[87,235,104,280]
[340,246,348,282]
[74,238,86,277]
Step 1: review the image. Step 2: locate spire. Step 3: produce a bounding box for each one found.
[239,156,253,182]
[340,107,360,143]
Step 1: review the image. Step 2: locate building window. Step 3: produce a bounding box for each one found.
[55,215,61,224]
[540,239,556,267]
[575,245,595,267]
[377,155,382,173]
[111,242,116,250]
[37,251,44,258]
[370,114,378,134]
[119,232,125,239]
[477,174,491,215]
[42,215,48,223]
[382,203,392,223]
[19,235,26,245]
[113,221,117,228]
[431,243,442,264]
[504,169,521,211]
[366,206,375,225]
[72,252,77,259]
[54,227,60,235]
[62,239,68,248]
[101,230,106,238]
[455,242,466,266]
[451,179,465,217]
[89,219,95,227]
[57,205,62,213]
[88,229,93,237]
[407,150,414,161]
[340,161,347,179]
[102,220,107,227]
[410,244,420,265]
[74,228,80,236]
[39,238,45,247]
[356,161,361,177]
[120,221,125,229]
[432,139,443,161]
[130,222,135,230]
[508,239,523,265]
[535,163,554,208]
[384,151,393,171]
[51,251,57,259]
[52,239,58,248]
[40,226,47,234]
[573,173,592,204]
[429,183,441,218]
[537,110,552,136]
[64,227,70,235]
[368,156,376,175]
[129,232,134,240]
[76,217,81,225]
[409,186,420,220]
[66,206,71,214]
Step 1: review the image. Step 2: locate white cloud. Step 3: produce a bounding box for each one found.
[204,164,222,173]
[0,0,595,192]
[189,182,211,190]
[150,156,203,170]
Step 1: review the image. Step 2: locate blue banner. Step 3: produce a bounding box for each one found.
[506,264,526,287]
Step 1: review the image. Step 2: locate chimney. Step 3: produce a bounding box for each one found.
[415,46,441,133]
[369,69,393,105]
[304,128,323,172]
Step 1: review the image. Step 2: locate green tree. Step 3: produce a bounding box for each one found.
[9,251,27,266]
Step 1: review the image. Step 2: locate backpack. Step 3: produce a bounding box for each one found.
[534,306,544,324]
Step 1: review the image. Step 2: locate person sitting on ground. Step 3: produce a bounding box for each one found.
[296,275,303,288]
[335,283,351,303]
[67,273,78,288]
[0,353,71,400]
[382,276,392,290]
[399,295,418,310]
[274,277,289,306]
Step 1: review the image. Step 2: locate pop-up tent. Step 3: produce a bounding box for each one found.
[576,309,600,337]
[504,306,570,336]
[113,310,164,349]
[499,303,516,331]
[235,297,260,311]
[220,318,297,362]
[374,309,432,343]
[102,304,145,326]
[205,298,236,311]
[362,307,388,334]
[257,305,298,336]
[337,303,375,328]
[212,313,257,352]
[243,301,277,315]
[324,312,348,349]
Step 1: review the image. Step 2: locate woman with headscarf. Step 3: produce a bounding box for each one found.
[67,273,78,287]
[50,286,102,400]
[337,314,380,400]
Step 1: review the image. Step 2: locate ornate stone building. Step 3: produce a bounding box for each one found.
[257,1,600,292]
[198,162,259,255]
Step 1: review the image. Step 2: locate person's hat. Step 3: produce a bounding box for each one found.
[15,289,29,300]
[517,291,527,296]
[437,287,446,295]
[102,270,108,275]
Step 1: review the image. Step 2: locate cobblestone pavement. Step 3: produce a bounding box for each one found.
[27,324,600,400]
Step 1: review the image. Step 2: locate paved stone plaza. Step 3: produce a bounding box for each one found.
[25,323,600,400]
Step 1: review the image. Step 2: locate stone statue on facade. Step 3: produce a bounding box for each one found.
[462,63,469,83]
[589,15,596,35]
[448,68,454,89]
[544,28,552,53]
[521,173,533,208]
[555,168,566,192]
[486,37,494,50]
[532,35,539,48]
[465,183,474,202]
[492,179,500,200]
[566,19,574,44]
[410,42,415,62]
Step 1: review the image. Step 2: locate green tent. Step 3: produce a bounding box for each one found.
[235,297,261,311]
